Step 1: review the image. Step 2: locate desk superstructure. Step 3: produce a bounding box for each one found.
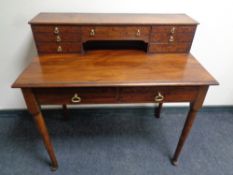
[12,13,218,171]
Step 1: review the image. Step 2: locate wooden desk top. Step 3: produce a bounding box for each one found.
[12,50,218,88]
[29,13,198,25]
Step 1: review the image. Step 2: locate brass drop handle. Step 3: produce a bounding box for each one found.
[71,93,81,103]
[169,35,174,42]
[54,27,59,34]
[136,29,141,37]
[154,92,164,102]
[57,46,62,52]
[170,27,176,34]
[89,29,95,36]
[56,35,61,42]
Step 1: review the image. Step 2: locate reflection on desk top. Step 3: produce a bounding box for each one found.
[12,50,218,88]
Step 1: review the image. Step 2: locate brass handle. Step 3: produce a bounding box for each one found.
[136,29,141,37]
[171,27,176,34]
[71,93,81,103]
[89,29,95,36]
[57,46,62,52]
[54,27,59,34]
[154,92,164,102]
[56,35,61,42]
[169,35,174,42]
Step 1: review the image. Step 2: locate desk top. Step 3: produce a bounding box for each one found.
[29,13,198,25]
[12,50,218,88]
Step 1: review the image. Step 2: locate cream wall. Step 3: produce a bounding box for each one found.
[0,0,233,109]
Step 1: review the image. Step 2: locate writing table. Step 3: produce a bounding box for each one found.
[12,50,218,170]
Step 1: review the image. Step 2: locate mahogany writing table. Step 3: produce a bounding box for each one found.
[12,50,218,170]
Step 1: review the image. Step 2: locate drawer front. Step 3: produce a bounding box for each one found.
[150,33,194,43]
[82,26,150,42]
[36,42,82,54]
[119,86,199,103]
[151,25,196,33]
[34,33,81,42]
[148,43,191,53]
[34,88,117,104]
[32,25,81,33]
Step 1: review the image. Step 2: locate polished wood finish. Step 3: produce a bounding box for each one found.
[12,13,219,169]
[12,51,217,88]
[171,86,209,165]
[22,88,58,170]
[29,13,198,25]
[29,13,198,54]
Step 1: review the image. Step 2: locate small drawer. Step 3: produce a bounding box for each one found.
[150,33,194,43]
[82,26,150,42]
[119,86,198,103]
[32,25,81,33]
[34,88,117,104]
[148,43,191,53]
[36,42,82,54]
[152,25,196,33]
[34,33,81,42]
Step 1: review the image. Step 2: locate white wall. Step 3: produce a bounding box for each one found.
[0,0,233,109]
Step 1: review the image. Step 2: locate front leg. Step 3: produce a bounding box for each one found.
[171,86,209,165]
[22,88,58,171]
[154,103,163,118]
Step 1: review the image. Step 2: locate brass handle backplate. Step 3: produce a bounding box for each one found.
[171,27,176,34]
[136,29,141,37]
[54,27,59,34]
[89,29,95,36]
[71,93,81,103]
[169,35,174,42]
[56,35,61,42]
[57,46,62,52]
[154,92,164,102]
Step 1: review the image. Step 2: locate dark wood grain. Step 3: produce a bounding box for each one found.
[12,13,219,169]
[12,50,218,88]
[22,88,58,170]
[151,25,196,33]
[148,43,192,53]
[36,42,81,54]
[29,13,198,25]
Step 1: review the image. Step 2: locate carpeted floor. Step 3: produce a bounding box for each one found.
[0,107,232,175]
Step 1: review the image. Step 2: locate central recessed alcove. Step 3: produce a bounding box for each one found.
[83,40,148,52]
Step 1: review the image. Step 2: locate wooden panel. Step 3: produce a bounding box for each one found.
[82,26,150,42]
[34,33,81,42]
[32,25,81,33]
[148,43,191,53]
[119,86,199,103]
[151,25,196,33]
[29,13,199,25]
[12,51,219,88]
[150,33,194,43]
[34,87,117,104]
[37,42,81,54]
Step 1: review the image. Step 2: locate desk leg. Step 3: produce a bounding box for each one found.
[62,104,69,120]
[22,88,58,171]
[155,103,163,118]
[171,86,208,166]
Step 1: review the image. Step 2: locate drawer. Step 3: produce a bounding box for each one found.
[151,25,196,33]
[36,42,82,54]
[119,86,199,103]
[150,33,194,43]
[148,43,191,53]
[32,25,81,33]
[82,26,150,42]
[34,88,117,104]
[34,33,81,42]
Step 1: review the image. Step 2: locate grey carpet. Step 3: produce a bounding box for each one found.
[0,107,233,175]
